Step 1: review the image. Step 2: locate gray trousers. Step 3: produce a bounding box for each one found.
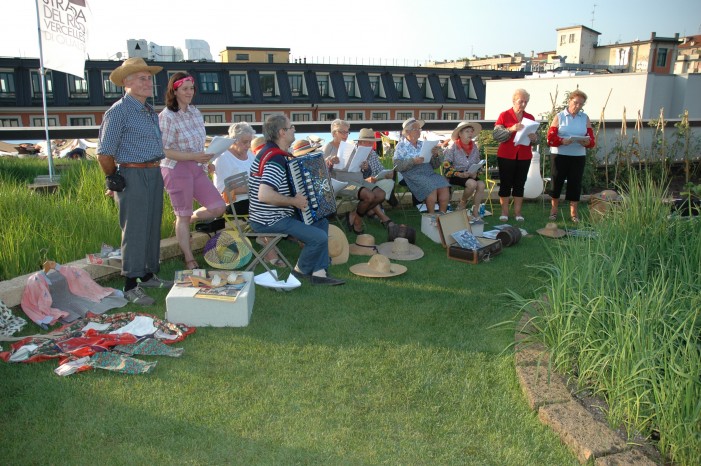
[115,167,164,278]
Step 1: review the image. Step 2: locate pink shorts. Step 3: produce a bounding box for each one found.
[161,161,225,217]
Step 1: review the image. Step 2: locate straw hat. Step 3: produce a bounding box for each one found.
[356,128,379,142]
[203,230,253,269]
[291,139,317,157]
[536,223,566,239]
[348,234,378,256]
[109,57,163,86]
[328,224,349,265]
[350,254,407,278]
[376,237,424,261]
[451,121,483,140]
[591,189,623,202]
[251,136,266,154]
[402,118,425,130]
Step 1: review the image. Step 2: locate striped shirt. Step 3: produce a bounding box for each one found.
[158,105,206,169]
[248,143,295,226]
[97,94,164,164]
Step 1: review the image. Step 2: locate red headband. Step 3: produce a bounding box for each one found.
[173,76,194,90]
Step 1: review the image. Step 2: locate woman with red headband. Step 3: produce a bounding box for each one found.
[159,72,226,270]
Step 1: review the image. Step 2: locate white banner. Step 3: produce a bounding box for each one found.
[38,0,91,78]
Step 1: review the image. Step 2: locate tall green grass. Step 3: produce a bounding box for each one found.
[0,158,175,280]
[510,172,701,465]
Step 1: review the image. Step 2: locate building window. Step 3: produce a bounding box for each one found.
[31,116,58,126]
[199,72,220,93]
[31,70,53,99]
[462,77,477,100]
[656,48,668,67]
[68,73,89,99]
[343,74,357,97]
[420,112,436,120]
[291,112,311,122]
[464,111,480,120]
[371,112,388,120]
[0,117,21,127]
[569,33,575,43]
[396,111,413,120]
[317,74,330,97]
[102,71,121,98]
[69,116,94,126]
[260,72,277,97]
[0,72,16,98]
[203,114,224,123]
[368,74,384,98]
[288,73,305,96]
[439,76,454,99]
[232,113,253,122]
[230,73,248,97]
[346,112,363,121]
[560,35,566,45]
[319,112,337,121]
[268,54,274,63]
[393,76,404,95]
[417,75,429,98]
[236,53,249,61]
[443,112,458,120]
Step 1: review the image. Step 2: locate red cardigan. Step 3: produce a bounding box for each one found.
[495,108,534,161]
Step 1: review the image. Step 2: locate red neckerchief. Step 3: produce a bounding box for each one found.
[456,138,473,156]
[252,144,290,177]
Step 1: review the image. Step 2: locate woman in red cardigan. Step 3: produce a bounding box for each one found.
[493,89,538,222]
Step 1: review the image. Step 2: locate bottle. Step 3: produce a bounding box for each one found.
[479,203,485,217]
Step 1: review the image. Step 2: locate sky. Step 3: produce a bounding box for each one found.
[2,0,700,65]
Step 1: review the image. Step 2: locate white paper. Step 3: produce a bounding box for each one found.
[346,146,371,173]
[467,159,486,174]
[374,169,394,180]
[513,118,539,146]
[205,136,235,157]
[254,270,301,291]
[567,135,590,143]
[420,140,439,163]
[331,179,349,193]
[333,141,355,170]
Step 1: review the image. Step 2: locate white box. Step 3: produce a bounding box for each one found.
[166,272,254,327]
[421,214,442,243]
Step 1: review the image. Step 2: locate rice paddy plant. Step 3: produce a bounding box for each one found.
[510,172,701,465]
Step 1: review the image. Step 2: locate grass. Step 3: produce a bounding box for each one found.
[0,157,580,465]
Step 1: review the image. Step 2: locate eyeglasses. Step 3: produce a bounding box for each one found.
[336,130,350,135]
[283,125,295,131]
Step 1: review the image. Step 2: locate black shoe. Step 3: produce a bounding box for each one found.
[291,269,310,281]
[310,275,345,286]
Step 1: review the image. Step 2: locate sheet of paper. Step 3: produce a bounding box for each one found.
[467,159,486,174]
[567,135,590,143]
[331,179,348,193]
[375,169,394,180]
[513,118,539,146]
[420,140,438,163]
[347,145,371,173]
[205,136,235,157]
[333,141,355,170]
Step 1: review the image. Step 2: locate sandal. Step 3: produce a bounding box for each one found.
[571,216,580,224]
[185,259,200,270]
[515,215,525,222]
[548,213,557,221]
[498,215,508,222]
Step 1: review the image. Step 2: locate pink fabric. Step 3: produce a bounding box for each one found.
[20,265,118,326]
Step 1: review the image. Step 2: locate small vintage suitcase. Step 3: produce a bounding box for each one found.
[436,210,503,264]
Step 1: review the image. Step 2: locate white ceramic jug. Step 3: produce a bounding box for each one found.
[523,145,544,199]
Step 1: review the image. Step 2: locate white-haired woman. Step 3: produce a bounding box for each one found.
[212,121,256,215]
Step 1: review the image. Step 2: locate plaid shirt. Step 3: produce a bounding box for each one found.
[158,105,206,169]
[97,94,163,164]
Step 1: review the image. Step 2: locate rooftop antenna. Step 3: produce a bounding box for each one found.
[591,3,597,29]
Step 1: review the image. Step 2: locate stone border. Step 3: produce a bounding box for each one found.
[514,313,659,465]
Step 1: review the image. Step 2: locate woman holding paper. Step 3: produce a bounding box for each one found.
[159,72,226,270]
[323,120,393,233]
[546,89,596,223]
[443,121,486,219]
[493,88,538,222]
[212,122,257,214]
[393,118,450,214]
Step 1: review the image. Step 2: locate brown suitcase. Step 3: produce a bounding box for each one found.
[436,210,503,264]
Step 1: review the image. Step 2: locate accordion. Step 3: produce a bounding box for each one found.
[287,152,337,225]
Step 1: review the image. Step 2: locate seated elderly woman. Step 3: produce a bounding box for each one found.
[443,121,486,219]
[392,118,450,214]
[212,122,256,215]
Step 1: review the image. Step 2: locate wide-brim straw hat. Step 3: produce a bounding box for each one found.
[291,139,318,157]
[349,254,407,278]
[451,121,483,140]
[328,225,349,265]
[109,57,163,86]
[356,128,379,142]
[349,234,378,256]
[402,118,425,130]
[203,230,253,269]
[376,237,424,261]
[537,223,566,239]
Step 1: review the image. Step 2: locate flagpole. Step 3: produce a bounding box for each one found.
[34,0,55,181]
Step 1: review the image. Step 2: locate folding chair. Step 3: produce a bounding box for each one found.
[222,173,294,276]
[482,147,499,212]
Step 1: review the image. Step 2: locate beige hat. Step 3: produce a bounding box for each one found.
[328,224,349,265]
[349,254,407,278]
[348,234,378,256]
[376,237,424,261]
[402,118,425,130]
[356,128,379,142]
[291,139,318,157]
[251,136,266,154]
[537,223,566,239]
[109,57,163,86]
[451,121,483,140]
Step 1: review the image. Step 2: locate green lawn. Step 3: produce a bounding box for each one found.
[0,201,580,465]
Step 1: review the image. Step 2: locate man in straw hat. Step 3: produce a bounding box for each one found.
[247,113,344,286]
[97,58,172,306]
[322,121,395,234]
